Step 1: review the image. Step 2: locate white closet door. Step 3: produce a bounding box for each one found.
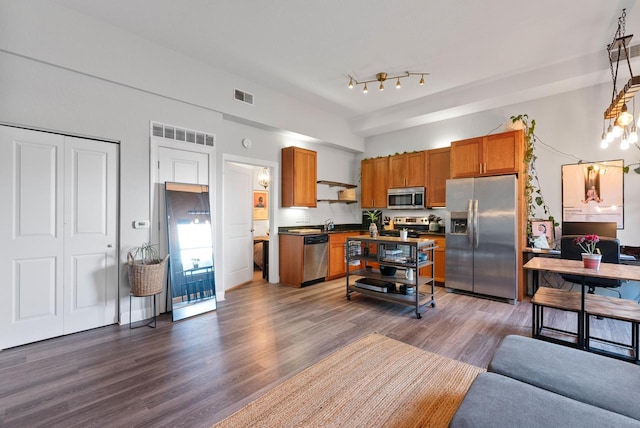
[63,136,118,334]
[0,126,119,349]
[0,126,65,349]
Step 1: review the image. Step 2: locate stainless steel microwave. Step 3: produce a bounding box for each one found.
[387,187,425,209]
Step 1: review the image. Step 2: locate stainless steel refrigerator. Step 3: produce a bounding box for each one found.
[445,175,518,302]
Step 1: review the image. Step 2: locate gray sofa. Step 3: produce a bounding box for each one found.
[450,335,640,427]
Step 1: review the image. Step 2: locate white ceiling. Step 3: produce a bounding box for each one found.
[52,0,640,137]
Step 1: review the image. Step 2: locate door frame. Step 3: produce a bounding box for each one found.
[150,137,216,309]
[222,154,279,293]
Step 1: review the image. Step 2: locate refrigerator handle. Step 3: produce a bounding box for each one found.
[473,199,479,248]
[467,199,473,247]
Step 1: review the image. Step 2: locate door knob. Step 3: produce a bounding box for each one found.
[107,244,113,248]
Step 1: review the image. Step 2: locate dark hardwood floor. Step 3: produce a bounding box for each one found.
[0,278,628,427]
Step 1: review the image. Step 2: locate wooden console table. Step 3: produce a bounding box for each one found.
[524,257,640,363]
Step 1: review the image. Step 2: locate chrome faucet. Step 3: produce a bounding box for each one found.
[324,218,334,231]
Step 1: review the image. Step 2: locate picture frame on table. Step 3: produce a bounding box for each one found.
[253,190,268,220]
[531,219,554,249]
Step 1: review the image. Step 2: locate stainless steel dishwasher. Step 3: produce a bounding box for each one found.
[302,234,329,286]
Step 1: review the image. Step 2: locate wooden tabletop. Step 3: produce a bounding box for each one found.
[523,257,640,282]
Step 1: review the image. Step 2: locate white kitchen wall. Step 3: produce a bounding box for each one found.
[362,84,640,245]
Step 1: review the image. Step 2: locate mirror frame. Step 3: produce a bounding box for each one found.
[165,182,216,321]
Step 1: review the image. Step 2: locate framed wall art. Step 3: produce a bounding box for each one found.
[531,219,554,248]
[253,190,268,220]
[561,159,624,228]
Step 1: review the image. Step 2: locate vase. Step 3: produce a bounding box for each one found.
[582,253,602,270]
[369,223,378,238]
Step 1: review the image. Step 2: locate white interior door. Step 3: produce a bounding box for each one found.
[156,145,209,312]
[0,125,118,349]
[223,163,253,288]
[0,126,64,349]
[63,137,118,334]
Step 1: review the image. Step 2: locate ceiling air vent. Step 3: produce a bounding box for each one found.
[150,122,215,147]
[610,43,640,63]
[234,88,254,105]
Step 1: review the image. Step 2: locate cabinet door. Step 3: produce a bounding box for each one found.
[388,152,425,188]
[279,234,304,287]
[426,147,450,207]
[450,137,482,178]
[361,159,375,208]
[361,157,388,208]
[406,151,426,187]
[372,157,389,207]
[388,154,407,188]
[434,248,446,283]
[418,236,445,283]
[483,131,521,176]
[328,233,347,279]
[282,147,317,207]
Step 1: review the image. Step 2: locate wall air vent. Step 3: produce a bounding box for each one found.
[150,122,215,147]
[610,43,640,63]
[234,88,254,105]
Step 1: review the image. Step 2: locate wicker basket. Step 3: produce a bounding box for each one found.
[128,253,168,296]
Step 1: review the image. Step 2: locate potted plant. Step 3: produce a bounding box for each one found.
[128,242,168,296]
[364,210,381,237]
[573,234,601,269]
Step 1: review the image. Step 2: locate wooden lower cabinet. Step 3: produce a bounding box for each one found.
[328,233,348,280]
[328,232,365,280]
[419,235,446,284]
[279,234,305,287]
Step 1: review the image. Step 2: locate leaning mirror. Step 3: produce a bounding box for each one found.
[165,182,216,321]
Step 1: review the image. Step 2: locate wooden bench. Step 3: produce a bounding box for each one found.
[531,286,640,362]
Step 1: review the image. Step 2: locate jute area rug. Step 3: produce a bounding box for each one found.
[213,332,484,427]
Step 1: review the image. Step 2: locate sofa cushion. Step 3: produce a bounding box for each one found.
[450,372,640,427]
[488,335,640,421]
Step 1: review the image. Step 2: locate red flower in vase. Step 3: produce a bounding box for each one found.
[573,234,600,255]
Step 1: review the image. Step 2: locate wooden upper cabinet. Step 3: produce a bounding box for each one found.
[281,146,317,207]
[450,130,523,178]
[484,131,522,175]
[426,147,450,207]
[361,157,389,208]
[388,151,425,188]
[450,136,483,178]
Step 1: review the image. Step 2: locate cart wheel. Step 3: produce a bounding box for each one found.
[416,312,422,319]
[431,302,436,308]
[346,294,351,301]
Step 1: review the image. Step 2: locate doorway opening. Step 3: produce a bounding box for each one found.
[223,155,277,292]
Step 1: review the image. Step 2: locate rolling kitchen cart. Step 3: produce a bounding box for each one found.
[345,235,437,318]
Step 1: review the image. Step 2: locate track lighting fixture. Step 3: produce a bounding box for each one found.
[348,71,429,94]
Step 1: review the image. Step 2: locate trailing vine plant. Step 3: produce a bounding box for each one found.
[510,114,558,238]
